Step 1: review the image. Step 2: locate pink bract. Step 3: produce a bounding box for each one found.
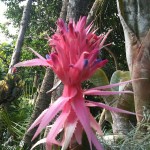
[14,17,135,150]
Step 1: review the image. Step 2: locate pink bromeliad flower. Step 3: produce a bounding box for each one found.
[14,17,135,150]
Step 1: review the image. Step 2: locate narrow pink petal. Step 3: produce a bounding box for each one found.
[50,53,61,68]
[57,18,67,32]
[31,138,46,150]
[75,16,86,31]
[28,109,48,132]
[32,96,70,140]
[88,49,99,63]
[28,47,46,60]
[91,131,104,150]
[14,59,50,67]
[84,89,133,96]
[89,113,103,136]
[46,109,70,147]
[86,101,137,115]
[90,79,142,90]
[85,21,93,33]
[99,29,112,48]
[68,22,75,38]
[62,109,78,148]
[89,60,108,75]
[74,122,83,145]
[71,98,92,149]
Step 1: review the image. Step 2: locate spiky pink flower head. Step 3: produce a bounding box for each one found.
[47,17,109,86]
[14,17,135,150]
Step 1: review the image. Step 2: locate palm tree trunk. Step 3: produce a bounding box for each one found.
[87,0,105,25]
[8,0,32,73]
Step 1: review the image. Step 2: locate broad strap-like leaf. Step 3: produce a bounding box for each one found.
[46,108,70,147]
[27,108,48,132]
[61,111,78,150]
[71,98,92,150]
[74,122,83,145]
[32,96,70,140]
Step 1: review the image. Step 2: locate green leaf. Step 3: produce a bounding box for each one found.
[89,69,109,86]
[110,70,130,91]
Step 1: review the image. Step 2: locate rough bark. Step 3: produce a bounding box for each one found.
[8,0,32,73]
[87,0,105,25]
[66,0,91,22]
[22,68,54,149]
[117,0,150,124]
[60,0,69,20]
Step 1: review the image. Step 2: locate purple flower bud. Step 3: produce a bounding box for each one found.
[83,59,88,68]
[46,54,50,59]
[95,58,102,64]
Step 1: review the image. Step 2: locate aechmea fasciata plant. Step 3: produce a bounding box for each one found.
[14,17,136,150]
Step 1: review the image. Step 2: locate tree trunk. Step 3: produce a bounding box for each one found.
[60,0,69,20]
[87,0,105,26]
[117,0,150,125]
[67,0,91,22]
[22,68,54,149]
[8,0,32,73]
